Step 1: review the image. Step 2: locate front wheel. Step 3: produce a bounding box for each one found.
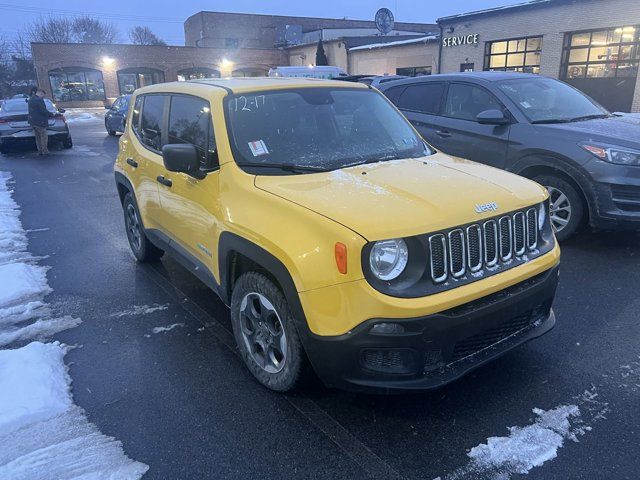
[122,192,164,262]
[534,174,585,241]
[231,272,310,392]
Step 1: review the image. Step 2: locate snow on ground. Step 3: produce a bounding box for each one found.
[152,323,184,334]
[0,171,148,478]
[110,303,170,318]
[64,108,105,125]
[436,359,639,480]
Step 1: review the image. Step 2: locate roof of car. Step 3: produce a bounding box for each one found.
[135,77,369,96]
[379,71,542,89]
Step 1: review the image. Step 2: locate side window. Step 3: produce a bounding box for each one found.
[140,95,166,151]
[397,83,445,114]
[131,96,142,136]
[168,95,217,169]
[383,86,405,106]
[443,84,503,121]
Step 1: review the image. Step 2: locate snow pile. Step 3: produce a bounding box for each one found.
[0,342,148,479]
[0,171,148,478]
[349,35,438,51]
[152,323,184,334]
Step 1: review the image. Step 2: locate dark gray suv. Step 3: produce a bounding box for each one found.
[381,72,640,240]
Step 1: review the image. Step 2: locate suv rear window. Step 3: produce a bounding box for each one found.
[397,83,445,114]
[139,95,166,151]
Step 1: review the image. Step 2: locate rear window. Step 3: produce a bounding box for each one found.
[2,101,28,113]
[139,95,166,151]
[397,83,445,114]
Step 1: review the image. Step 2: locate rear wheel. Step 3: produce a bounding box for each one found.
[534,174,585,241]
[107,130,116,136]
[62,137,73,149]
[0,143,7,155]
[231,272,310,392]
[122,192,163,262]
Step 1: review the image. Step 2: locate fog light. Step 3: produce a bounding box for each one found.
[361,348,416,374]
[370,322,405,335]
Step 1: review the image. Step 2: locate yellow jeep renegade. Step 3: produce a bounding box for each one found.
[114,78,560,393]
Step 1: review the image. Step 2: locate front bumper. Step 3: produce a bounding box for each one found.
[301,265,559,393]
[586,160,640,229]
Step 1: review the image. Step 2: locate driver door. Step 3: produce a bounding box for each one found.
[155,94,222,279]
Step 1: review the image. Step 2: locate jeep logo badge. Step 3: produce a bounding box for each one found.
[475,202,498,214]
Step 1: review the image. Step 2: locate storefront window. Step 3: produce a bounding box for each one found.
[396,66,432,76]
[562,26,640,79]
[484,36,543,74]
[48,68,106,102]
[177,68,220,81]
[117,68,165,95]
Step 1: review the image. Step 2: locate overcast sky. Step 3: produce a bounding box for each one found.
[0,0,525,46]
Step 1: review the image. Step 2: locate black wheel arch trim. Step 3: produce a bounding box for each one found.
[512,154,597,223]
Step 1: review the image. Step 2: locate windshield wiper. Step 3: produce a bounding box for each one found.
[240,162,329,174]
[531,118,573,124]
[567,114,611,122]
[340,154,401,169]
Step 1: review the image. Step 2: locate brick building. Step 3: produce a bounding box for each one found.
[437,0,640,112]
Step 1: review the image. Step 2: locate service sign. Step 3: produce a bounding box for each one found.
[443,34,479,47]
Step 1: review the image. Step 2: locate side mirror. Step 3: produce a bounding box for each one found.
[162,144,204,179]
[476,109,510,125]
[57,107,66,114]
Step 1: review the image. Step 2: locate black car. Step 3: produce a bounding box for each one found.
[105,94,131,136]
[381,72,640,240]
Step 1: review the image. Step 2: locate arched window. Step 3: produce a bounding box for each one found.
[117,68,165,95]
[232,67,268,78]
[48,67,105,102]
[177,67,220,81]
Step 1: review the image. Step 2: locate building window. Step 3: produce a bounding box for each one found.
[561,26,640,79]
[396,66,432,76]
[460,63,475,72]
[177,68,221,81]
[232,67,267,77]
[48,67,105,102]
[225,38,239,49]
[117,68,165,95]
[484,36,543,73]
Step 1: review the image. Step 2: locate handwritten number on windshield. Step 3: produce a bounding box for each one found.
[233,96,266,112]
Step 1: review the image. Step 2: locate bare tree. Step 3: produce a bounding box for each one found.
[129,26,166,46]
[11,32,32,60]
[27,16,73,44]
[71,15,118,44]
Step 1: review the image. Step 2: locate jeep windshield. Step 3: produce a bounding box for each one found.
[496,77,610,124]
[226,87,431,174]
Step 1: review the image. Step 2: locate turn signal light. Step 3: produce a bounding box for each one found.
[335,242,347,274]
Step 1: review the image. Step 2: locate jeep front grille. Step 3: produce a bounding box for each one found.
[429,208,539,284]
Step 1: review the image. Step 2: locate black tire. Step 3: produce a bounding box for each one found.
[122,192,164,262]
[533,174,585,242]
[107,130,117,136]
[0,143,7,155]
[231,272,310,392]
[62,137,73,149]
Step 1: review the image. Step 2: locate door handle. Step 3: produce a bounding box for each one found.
[156,175,172,187]
[126,158,138,168]
[435,130,452,138]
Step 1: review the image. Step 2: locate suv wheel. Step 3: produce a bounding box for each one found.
[122,192,163,262]
[107,129,117,136]
[231,272,309,392]
[62,137,73,149]
[534,175,584,241]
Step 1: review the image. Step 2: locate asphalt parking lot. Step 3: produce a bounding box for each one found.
[1,113,639,480]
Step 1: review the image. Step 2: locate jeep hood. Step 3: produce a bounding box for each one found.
[255,154,547,240]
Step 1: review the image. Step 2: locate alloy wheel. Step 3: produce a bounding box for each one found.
[239,292,287,374]
[547,186,572,233]
[126,203,142,251]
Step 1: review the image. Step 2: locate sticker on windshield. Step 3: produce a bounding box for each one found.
[520,101,532,109]
[248,140,269,156]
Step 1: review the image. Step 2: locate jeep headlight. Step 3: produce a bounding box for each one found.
[369,239,409,281]
[538,201,547,230]
[580,142,640,166]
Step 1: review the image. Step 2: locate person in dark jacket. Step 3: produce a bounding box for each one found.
[28,89,53,155]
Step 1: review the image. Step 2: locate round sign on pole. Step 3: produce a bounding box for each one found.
[375,8,395,35]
